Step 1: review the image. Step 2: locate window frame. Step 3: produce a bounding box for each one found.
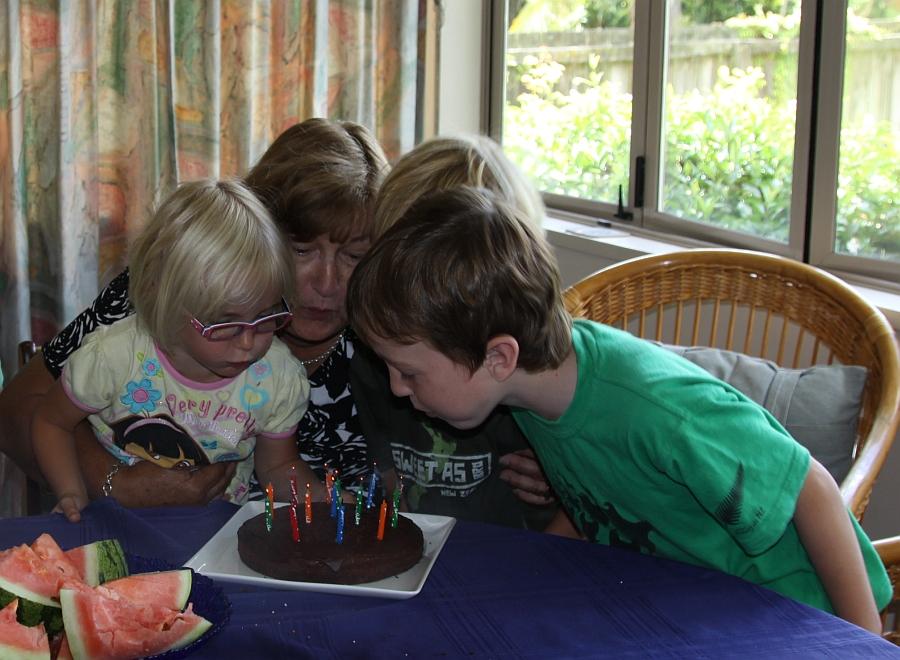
[487,0,899,288]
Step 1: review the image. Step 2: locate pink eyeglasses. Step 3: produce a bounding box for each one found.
[190,298,293,341]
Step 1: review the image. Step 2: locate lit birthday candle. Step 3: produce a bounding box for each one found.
[377,499,387,541]
[330,473,342,518]
[264,483,274,532]
[304,483,313,523]
[366,463,378,509]
[336,504,345,544]
[289,467,299,510]
[324,464,334,505]
[289,504,300,543]
[355,478,364,525]
[390,484,402,529]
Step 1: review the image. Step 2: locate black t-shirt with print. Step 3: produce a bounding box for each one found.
[351,343,557,530]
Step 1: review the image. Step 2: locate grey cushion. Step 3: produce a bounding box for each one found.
[654,342,868,484]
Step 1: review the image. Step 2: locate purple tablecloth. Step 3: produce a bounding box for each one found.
[2,498,897,658]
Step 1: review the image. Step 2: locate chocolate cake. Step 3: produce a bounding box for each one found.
[237,502,424,585]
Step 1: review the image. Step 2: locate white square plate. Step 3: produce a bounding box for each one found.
[184,501,456,599]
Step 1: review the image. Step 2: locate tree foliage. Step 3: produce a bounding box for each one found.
[504,55,900,260]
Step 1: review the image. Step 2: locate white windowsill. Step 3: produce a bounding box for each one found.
[544,215,900,332]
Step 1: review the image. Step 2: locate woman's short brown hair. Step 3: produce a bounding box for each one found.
[244,118,388,243]
[348,187,571,373]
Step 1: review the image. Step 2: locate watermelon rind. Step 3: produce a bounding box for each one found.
[60,588,212,660]
[151,608,212,656]
[64,540,128,587]
[103,569,193,612]
[0,582,62,636]
[0,641,51,660]
[58,590,87,660]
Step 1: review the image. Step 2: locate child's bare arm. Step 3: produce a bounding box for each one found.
[543,508,585,539]
[498,449,556,506]
[793,458,882,634]
[31,380,91,522]
[254,435,325,502]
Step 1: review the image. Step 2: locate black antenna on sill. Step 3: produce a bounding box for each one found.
[614,184,633,221]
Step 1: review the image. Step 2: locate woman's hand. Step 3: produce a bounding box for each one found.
[498,449,556,506]
[76,427,235,507]
[111,461,237,507]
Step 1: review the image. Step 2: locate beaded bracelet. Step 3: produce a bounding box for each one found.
[101,461,124,497]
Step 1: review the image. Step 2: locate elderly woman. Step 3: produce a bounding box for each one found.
[0,119,550,520]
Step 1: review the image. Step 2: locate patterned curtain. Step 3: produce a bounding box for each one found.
[0,0,430,380]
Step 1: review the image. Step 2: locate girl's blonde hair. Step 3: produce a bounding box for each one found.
[129,179,294,351]
[374,134,544,239]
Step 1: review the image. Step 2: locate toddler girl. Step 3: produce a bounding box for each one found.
[32,179,310,522]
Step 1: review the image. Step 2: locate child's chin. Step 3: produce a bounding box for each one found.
[442,414,487,431]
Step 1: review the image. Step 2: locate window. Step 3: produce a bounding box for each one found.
[494,0,899,284]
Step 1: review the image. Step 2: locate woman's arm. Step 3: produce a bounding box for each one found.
[76,427,237,506]
[793,458,882,634]
[0,354,56,483]
[1,270,132,483]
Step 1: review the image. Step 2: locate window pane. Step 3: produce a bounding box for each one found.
[503,1,634,204]
[835,2,900,262]
[661,3,800,243]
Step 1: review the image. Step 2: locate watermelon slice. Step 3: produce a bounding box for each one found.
[59,585,211,659]
[63,540,128,587]
[30,535,83,585]
[0,599,50,659]
[102,570,192,612]
[0,545,63,634]
[54,633,73,660]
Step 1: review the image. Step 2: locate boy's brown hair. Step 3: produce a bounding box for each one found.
[348,187,571,373]
[244,118,388,243]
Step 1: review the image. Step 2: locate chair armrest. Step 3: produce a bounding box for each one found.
[873,535,900,645]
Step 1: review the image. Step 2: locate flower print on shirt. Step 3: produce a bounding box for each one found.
[250,359,272,381]
[120,378,162,415]
[239,358,273,410]
[142,357,161,379]
[240,384,270,410]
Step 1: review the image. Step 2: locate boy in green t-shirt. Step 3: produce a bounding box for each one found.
[346,186,890,634]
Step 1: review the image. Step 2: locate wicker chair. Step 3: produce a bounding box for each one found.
[563,248,900,642]
[874,536,900,644]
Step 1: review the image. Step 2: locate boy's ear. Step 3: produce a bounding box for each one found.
[484,335,519,382]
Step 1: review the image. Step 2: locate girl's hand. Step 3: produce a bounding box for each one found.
[53,492,88,523]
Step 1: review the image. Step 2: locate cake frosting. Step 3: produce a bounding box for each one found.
[237,502,424,584]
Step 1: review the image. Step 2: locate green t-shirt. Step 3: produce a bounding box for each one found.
[513,319,890,613]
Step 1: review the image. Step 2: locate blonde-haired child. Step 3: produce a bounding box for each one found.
[33,179,310,522]
[350,135,557,529]
[374,134,545,239]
